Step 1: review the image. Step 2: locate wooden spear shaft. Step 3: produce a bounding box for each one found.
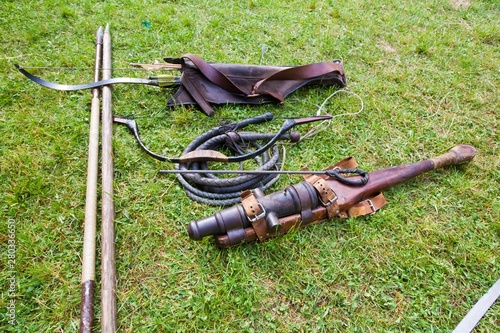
[80,26,103,333]
[101,23,117,333]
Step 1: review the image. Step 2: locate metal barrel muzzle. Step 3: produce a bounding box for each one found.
[186,181,319,246]
[187,205,250,241]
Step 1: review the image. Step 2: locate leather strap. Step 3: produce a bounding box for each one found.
[252,61,345,100]
[337,192,387,218]
[303,157,359,219]
[240,190,269,241]
[292,181,316,224]
[303,173,339,219]
[180,74,215,116]
[183,54,250,95]
[303,158,386,218]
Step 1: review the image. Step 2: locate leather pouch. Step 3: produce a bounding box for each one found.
[165,54,347,116]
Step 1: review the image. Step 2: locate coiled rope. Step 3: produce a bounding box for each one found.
[175,114,298,206]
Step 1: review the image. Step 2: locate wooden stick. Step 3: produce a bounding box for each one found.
[101,23,117,333]
[80,26,103,333]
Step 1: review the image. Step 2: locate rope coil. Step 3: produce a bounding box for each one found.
[175,128,295,206]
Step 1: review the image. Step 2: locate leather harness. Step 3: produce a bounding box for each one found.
[241,157,387,242]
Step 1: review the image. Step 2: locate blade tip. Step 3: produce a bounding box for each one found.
[96,26,104,43]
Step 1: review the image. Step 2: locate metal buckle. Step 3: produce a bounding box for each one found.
[364,199,377,215]
[319,194,338,207]
[247,203,266,223]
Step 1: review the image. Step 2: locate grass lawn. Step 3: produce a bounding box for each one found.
[1,0,498,332]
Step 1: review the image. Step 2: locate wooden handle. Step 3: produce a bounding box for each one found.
[176,150,229,163]
[431,144,477,169]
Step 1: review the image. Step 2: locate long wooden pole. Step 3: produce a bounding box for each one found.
[101,23,117,333]
[80,26,103,333]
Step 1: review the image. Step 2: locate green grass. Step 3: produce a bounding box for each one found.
[1,0,499,332]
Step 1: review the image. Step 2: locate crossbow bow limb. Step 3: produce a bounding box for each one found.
[114,112,332,163]
[14,64,180,91]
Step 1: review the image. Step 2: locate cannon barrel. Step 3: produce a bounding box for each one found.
[187,182,319,245]
[187,144,477,248]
